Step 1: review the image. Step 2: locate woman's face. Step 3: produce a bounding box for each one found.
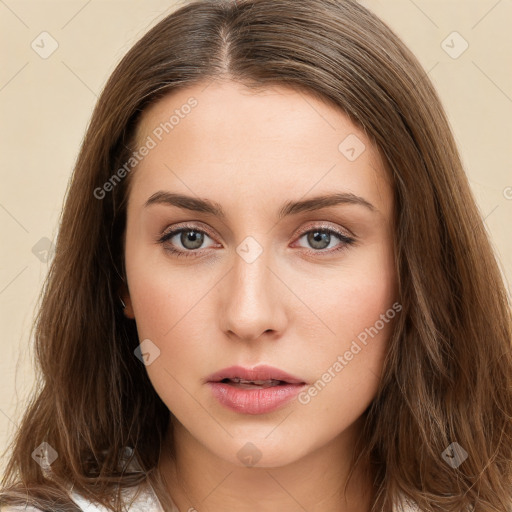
[122,80,397,467]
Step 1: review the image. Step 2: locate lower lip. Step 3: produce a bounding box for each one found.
[207,382,306,415]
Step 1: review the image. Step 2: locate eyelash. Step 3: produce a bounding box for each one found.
[157,223,356,259]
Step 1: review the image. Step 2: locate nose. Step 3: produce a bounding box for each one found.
[220,243,288,342]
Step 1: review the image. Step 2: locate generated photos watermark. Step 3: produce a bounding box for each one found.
[298,302,402,405]
[93,96,198,200]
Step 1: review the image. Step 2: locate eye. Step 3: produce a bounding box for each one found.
[157,225,217,259]
[157,223,356,259]
[293,226,356,255]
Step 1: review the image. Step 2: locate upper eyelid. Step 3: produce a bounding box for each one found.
[159,222,216,241]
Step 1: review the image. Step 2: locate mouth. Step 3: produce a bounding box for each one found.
[217,377,294,389]
[205,365,307,415]
[205,364,307,386]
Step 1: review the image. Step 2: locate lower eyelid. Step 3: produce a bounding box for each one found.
[159,226,355,255]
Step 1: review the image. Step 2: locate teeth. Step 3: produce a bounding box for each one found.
[230,378,282,385]
[221,378,283,388]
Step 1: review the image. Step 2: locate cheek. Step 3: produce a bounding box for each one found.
[124,235,209,339]
[124,249,213,415]
[294,274,397,433]
[312,236,396,335]
[299,240,397,386]
[124,240,218,389]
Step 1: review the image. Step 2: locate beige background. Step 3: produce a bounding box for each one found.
[1,0,511,475]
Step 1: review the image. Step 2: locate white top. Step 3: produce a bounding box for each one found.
[68,480,172,512]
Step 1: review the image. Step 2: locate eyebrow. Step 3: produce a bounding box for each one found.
[144,191,376,219]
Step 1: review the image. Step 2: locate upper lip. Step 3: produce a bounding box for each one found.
[205,365,306,384]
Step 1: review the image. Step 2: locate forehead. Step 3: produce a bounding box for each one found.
[128,80,392,217]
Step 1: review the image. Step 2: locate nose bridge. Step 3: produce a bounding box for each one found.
[221,235,285,340]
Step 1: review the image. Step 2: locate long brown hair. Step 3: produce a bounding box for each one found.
[2,1,511,511]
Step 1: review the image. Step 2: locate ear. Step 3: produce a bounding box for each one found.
[119,282,135,319]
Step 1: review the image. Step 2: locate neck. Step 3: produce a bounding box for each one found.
[157,416,375,512]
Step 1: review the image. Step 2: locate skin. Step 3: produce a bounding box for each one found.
[121,79,397,512]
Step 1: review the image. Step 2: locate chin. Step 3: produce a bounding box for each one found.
[208,432,310,469]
